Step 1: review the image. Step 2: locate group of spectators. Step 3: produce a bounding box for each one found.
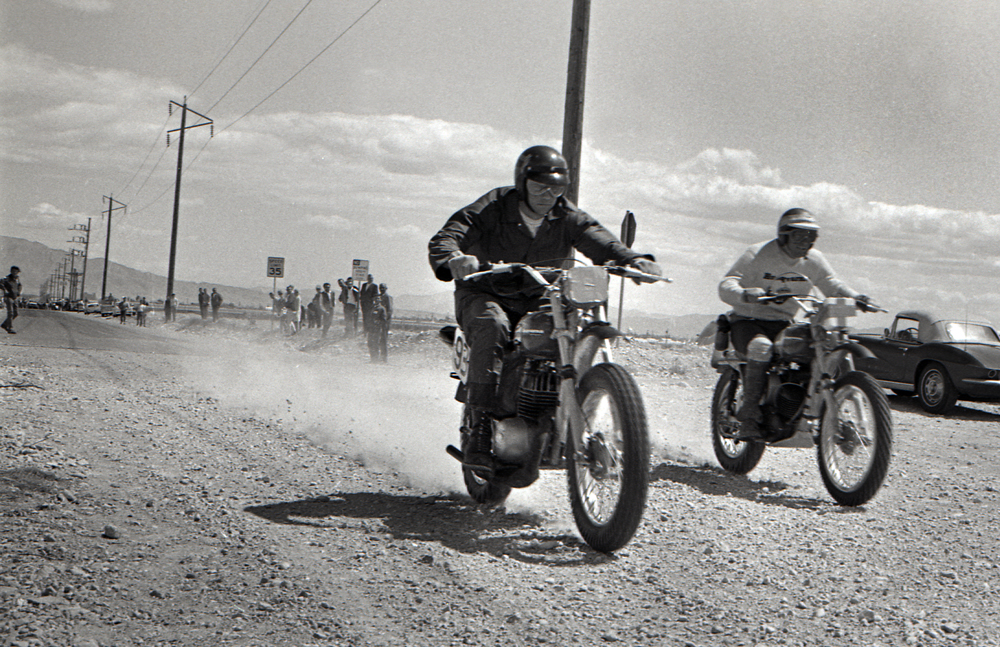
[269,274,393,362]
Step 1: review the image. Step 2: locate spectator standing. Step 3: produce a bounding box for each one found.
[320,282,334,338]
[368,283,392,362]
[198,288,209,319]
[210,288,223,322]
[360,274,378,336]
[339,278,360,337]
[136,298,148,327]
[118,296,128,324]
[288,288,301,334]
[309,286,323,329]
[1,266,22,334]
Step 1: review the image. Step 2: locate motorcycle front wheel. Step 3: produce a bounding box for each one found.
[817,371,892,506]
[567,363,649,553]
[711,368,766,474]
[460,405,512,505]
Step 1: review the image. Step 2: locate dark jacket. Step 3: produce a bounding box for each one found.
[428,187,649,282]
[0,274,21,300]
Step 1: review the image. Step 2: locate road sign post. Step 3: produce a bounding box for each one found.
[352,259,369,286]
[267,257,285,297]
[617,211,636,334]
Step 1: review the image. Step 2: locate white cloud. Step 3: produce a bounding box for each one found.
[44,0,113,12]
[306,214,354,231]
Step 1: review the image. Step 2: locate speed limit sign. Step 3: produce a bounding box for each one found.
[267,257,284,278]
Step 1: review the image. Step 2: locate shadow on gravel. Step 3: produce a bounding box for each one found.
[245,492,614,566]
[887,395,1000,421]
[650,462,827,511]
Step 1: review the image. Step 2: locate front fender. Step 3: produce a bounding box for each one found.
[572,325,620,374]
[835,340,876,360]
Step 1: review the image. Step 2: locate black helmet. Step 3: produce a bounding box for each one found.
[514,145,570,196]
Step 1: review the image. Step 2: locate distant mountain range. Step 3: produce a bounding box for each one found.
[0,236,273,307]
[0,236,717,339]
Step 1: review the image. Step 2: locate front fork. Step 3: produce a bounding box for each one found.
[548,297,613,466]
[808,335,855,439]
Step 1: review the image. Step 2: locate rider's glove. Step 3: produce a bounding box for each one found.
[855,294,875,311]
[629,259,662,282]
[742,287,767,303]
[448,254,480,281]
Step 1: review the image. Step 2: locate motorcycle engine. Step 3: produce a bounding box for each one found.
[493,417,538,463]
[517,362,561,419]
[774,382,808,420]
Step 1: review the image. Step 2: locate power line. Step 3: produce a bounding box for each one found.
[190,0,274,99]
[219,0,385,133]
[206,0,316,114]
[121,0,385,215]
[115,113,171,199]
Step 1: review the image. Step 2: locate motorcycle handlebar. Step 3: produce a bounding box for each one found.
[461,262,671,284]
[757,294,885,313]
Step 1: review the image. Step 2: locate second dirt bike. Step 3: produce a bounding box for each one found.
[711,291,893,506]
[440,261,668,552]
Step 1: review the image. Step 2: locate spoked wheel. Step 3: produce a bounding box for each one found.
[460,405,511,505]
[567,363,649,553]
[817,371,893,506]
[711,368,766,474]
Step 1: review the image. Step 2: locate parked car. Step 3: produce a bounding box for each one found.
[100,297,117,317]
[851,310,1000,413]
[84,301,100,314]
[26,300,41,309]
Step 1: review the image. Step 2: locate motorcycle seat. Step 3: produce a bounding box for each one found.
[439,325,457,345]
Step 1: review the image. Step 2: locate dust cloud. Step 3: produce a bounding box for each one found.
[181,332,705,528]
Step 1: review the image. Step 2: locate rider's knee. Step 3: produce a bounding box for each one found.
[745,335,774,362]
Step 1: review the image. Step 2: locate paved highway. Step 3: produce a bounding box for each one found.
[0,309,199,355]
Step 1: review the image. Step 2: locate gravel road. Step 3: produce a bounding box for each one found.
[1,313,998,646]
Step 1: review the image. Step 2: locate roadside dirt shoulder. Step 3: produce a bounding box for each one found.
[2,322,999,646]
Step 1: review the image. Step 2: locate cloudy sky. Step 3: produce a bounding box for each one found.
[2,0,999,325]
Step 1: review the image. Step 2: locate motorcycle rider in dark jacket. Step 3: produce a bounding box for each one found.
[428,145,661,473]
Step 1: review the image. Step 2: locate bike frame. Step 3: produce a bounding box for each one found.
[547,271,616,467]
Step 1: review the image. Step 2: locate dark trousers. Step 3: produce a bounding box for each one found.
[729,318,790,355]
[2,297,17,331]
[454,287,545,407]
[368,314,388,362]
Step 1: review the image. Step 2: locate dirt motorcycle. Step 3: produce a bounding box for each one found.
[711,288,892,506]
[440,261,669,552]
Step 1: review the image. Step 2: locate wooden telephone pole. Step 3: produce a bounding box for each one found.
[562,0,591,206]
[101,196,126,301]
[165,98,212,320]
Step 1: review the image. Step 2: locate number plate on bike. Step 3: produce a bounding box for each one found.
[564,266,609,306]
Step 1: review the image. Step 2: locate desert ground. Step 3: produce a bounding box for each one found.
[1,310,998,647]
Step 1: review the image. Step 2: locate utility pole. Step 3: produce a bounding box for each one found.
[165,98,213,320]
[562,0,591,206]
[70,219,91,301]
[101,196,126,301]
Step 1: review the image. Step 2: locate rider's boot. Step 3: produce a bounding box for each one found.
[464,407,495,474]
[735,361,769,440]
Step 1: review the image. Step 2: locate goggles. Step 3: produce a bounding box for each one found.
[525,179,566,198]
